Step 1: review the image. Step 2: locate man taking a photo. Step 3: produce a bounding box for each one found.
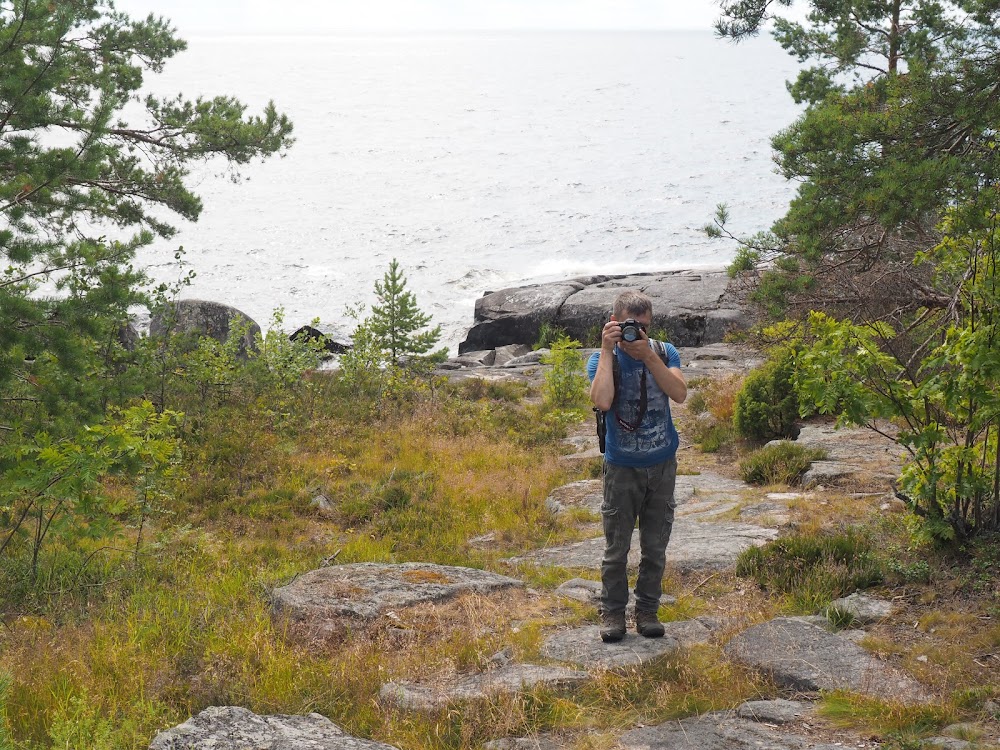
[587,290,687,643]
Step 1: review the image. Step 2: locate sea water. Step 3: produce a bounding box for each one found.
[134,31,803,350]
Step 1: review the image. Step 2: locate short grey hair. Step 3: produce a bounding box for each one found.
[613,290,652,319]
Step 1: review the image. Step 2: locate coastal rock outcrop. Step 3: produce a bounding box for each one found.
[458,269,743,353]
[149,299,261,358]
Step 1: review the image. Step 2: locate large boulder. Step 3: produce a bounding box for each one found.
[458,269,745,353]
[149,299,261,358]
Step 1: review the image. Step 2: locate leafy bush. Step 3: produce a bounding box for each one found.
[733,348,800,442]
[738,441,825,485]
[540,335,589,410]
[736,529,883,612]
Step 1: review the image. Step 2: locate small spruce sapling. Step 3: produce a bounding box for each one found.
[368,258,446,365]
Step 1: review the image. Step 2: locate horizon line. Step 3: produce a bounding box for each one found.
[177,26,726,37]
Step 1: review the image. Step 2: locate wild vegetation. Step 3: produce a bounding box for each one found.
[3,0,1000,748]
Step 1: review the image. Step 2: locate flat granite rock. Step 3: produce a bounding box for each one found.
[379,664,589,712]
[618,710,844,750]
[271,563,523,628]
[827,592,895,625]
[507,519,776,573]
[725,617,931,703]
[484,736,570,750]
[545,480,603,514]
[736,699,813,725]
[541,626,679,669]
[148,706,399,750]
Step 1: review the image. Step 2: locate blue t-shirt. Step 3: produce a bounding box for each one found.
[587,341,681,468]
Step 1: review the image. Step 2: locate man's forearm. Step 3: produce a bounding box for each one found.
[646,355,687,404]
[590,350,616,411]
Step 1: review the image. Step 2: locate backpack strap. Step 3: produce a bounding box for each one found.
[652,339,668,363]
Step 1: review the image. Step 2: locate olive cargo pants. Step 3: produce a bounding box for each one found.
[600,458,678,614]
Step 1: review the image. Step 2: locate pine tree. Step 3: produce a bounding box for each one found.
[0,1,292,577]
[368,258,444,363]
[711,0,1000,322]
[1,0,293,437]
[712,0,1000,539]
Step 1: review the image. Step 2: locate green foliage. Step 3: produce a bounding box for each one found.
[335,315,428,415]
[334,260,446,415]
[540,335,589,411]
[0,402,181,587]
[824,604,858,631]
[737,442,825,486]
[733,347,800,442]
[694,423,735,454]
[0,0,292,595]
[797,283,1000,542]
[368,258,445,364]
[0,0,292,431]
[736,529,883,612]
[46,694,116,750]
[534,322,568,350]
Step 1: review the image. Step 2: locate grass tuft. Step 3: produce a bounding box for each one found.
[735,528,883,613]
[738,442,825,486]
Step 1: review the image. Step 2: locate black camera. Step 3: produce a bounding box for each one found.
[620,319,643,343]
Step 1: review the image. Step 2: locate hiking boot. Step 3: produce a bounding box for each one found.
[635,610,665,638]
[599,611,626,643]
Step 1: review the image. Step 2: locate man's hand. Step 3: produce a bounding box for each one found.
[601,318,623,352]
[618,328,652,362]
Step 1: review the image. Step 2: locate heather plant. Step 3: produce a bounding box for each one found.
[737,441,824,486]
[736,529,884,612]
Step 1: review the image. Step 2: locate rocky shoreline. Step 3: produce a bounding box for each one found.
[457,267,745,353]
[140,268,746,364]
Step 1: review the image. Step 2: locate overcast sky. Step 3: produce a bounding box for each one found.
[111,0,732,35]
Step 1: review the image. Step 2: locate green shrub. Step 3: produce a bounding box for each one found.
[736,529,884,612]
[687,420,735,454]
[540,335,589,410]
[733,349,800,442]
[738,441,825,485]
